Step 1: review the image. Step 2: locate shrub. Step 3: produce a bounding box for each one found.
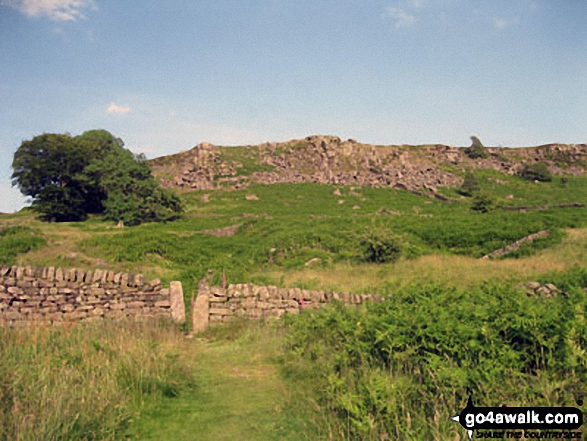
[517,162,553,182]
[464,136,489,159]
[470,191,497,213]
[458,170,480,196]
[359,228,403,263]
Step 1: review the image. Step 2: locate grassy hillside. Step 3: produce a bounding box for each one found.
[2,169,587,440]
[2,172,587,298]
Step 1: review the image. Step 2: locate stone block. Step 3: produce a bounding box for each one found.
[149,278,161,287]
[169,281,185,324]
[126,301,146,309]
[15,267,26,279]
[120,273,129,286]
[134,274,146,286]
[7,286,23,295]
[109,303,125,310]
[93,270,103,284]
[90,287,105,296]
[155,300,171,308]
[210,307,231,316]
[55,268,65,282]
[61,304,74,312]
[192,291,210,333]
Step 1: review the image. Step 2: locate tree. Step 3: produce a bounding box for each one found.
[12,130,183,225]
[84,146,182,226]
[459,170,480,196]
[11,134,99,221]
[464,136,489,159]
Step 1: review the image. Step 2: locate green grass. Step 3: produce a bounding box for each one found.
[124,320,322,440]
[0,319,195,441]
[0,225,46,266]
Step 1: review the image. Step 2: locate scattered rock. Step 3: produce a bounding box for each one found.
[352,205,361,210]
[245,194,259,200]
[338,199,345,204]
[304,257,322,267]
[526,281,541,290]
[200,194,210,203]
[333,189,342,196]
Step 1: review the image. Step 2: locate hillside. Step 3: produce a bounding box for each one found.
[150,135,587,193]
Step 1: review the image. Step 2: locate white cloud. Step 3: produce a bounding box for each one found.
[382,6,417,29]
[8,0,96,22]
[107,102,131,115]
[493,16,519,30]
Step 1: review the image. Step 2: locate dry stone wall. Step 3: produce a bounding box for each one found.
[192,281,382,332]
[0,266,185,325]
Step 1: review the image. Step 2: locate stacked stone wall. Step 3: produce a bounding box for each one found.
[192,281,382,332]
[0,266,184,325]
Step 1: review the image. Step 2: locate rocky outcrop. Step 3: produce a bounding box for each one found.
[149,135,587,193]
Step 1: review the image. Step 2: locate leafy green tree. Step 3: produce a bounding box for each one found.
[464,135,489,159]
[84,147,182,226]
[517,162,552,182]
[11,134,99,221]
[12,130,183,225]
[459,170,480,196]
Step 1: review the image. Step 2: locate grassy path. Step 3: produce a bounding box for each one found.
[124,323,319,441]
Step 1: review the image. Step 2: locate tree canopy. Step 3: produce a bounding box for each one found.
[11,130,182,225]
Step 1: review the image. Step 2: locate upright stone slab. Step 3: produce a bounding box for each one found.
[169,281,185,324]
[192,281,210,333]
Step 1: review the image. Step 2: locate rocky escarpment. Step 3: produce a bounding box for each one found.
[150,135,587,193]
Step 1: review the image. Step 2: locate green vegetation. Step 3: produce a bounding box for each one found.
[458,169,480,196]
[11,130,182,225]
[126,320,321,440]
[217,146,276,176]
[0,225,46,266]
[283,270,587,439]
[470,190,498,213]
[2,164,587,439]
[359,228,403,263]
[517,162,553,182]
[0,320,195,440]
[464,135,489,159]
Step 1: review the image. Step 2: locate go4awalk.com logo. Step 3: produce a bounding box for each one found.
[451,397,583,439]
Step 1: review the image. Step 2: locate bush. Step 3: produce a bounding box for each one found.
[464,136,489,159]
[470,191,497,213]
[517,162,553,182]
[458,170,480,196]
[359,228,403,263]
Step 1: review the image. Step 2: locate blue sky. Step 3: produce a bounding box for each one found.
[1,0,586,212]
